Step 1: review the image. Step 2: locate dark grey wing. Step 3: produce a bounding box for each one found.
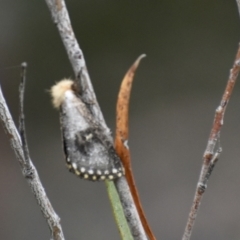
[60,93,124,181]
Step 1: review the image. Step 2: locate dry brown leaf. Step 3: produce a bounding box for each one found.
[115,54,156,240]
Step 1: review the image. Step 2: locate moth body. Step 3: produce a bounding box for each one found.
[51,79,124,181]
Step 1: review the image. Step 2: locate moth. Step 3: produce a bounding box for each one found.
[51,79,124,181]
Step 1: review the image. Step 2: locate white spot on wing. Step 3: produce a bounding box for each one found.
[72,162,77,170]
[85,133,93,141]
[88,169,94,175]
[117,173,122,177]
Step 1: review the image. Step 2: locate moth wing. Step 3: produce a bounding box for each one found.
[60,91,124,181]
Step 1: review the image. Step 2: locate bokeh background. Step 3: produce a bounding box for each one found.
[1,1,240,239]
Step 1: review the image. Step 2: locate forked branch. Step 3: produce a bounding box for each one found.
[0,64,65,240]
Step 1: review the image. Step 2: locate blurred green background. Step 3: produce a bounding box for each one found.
[1,1,240,239]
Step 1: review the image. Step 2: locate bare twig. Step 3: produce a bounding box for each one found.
[115,54,156,240]
[0,68,65,240]
[114,178,147,240]
[45,0,147,238]
[44,0,102,123]
[182,44,240,240]
[202,148,222,188]
[19,62,31,163]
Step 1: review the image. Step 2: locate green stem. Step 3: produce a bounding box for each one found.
[105,181,133,240]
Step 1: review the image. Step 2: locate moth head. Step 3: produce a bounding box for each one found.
[51,79,75,108]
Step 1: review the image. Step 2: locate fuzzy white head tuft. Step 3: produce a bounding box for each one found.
[51,79,74,108]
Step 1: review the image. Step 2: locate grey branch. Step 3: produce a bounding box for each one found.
[114,178,147,240]
[44,0,103,124]
[0,83,65,240]
[19,62,31,164]
[182,43,240,240]
[45,0,147,239]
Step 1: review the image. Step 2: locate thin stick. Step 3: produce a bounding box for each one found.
[44,0,102,123]
[114,178,147,240]
[182,44,240,240]
[19,62,30,163]
[202,148,222,188]
[0,69,65,240]
[45,0,146,238]
[115,54,156,240]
